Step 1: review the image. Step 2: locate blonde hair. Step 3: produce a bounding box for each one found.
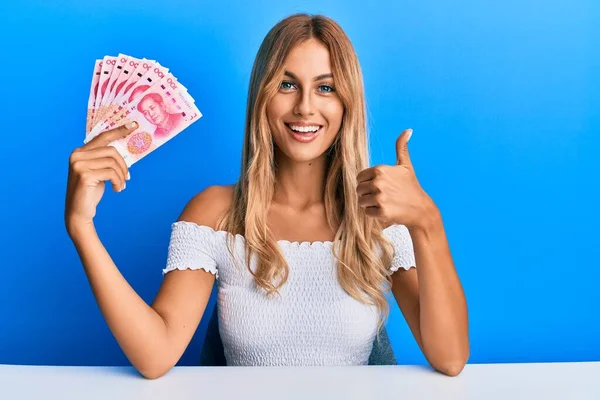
[217,13,396,338]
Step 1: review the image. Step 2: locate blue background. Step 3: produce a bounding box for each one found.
[1,0,598,367]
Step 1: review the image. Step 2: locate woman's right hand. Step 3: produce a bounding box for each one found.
[65,121,138,234]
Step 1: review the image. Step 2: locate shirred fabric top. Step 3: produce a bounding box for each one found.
[163,221,416,366]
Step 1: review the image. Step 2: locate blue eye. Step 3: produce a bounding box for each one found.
[319,84,335,93]
[280,81,296,90]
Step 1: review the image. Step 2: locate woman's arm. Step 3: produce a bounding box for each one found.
[356,130,469,376]
[391,209,470,377]
[70,224,174,378]
[68,186,225,379]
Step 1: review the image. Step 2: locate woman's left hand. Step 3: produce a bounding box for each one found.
[356,129,437,230]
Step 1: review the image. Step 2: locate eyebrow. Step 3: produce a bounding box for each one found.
[284,71,333,81]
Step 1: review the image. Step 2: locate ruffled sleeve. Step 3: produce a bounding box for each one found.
[162,221,219,278]
[383,224,416,273]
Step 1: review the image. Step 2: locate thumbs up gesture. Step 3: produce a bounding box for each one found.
[356,129,437,230]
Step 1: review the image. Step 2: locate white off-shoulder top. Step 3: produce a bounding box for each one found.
[162,221,416,366]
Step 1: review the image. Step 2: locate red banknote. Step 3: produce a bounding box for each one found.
[85,54,201,168]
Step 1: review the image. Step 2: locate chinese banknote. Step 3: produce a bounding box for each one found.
[85,54,202,167]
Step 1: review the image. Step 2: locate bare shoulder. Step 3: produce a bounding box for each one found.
[177,184,235,229]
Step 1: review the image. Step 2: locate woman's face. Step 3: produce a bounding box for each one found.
[267,38,343,163]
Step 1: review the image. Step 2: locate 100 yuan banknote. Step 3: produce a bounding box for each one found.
[84,76,202,167]
[88,73,184,137]
[86,60,102,134]
[92,55,118,127]
[85,57,153,136]
[87,62,174,139]
[93,56,162,129]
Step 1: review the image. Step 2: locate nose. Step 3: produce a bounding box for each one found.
[293,90,315,116]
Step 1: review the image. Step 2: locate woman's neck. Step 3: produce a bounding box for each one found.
[273,156,328,211]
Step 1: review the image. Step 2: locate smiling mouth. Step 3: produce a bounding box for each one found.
[284,123,323,134]
[284,123,323,144]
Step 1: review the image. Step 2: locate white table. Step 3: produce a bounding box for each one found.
[1,362,599,399]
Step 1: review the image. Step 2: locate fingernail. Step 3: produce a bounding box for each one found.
[406,129,413,142]
[125,121,138,130]
[126,172,131,180]
[122,182,127,191]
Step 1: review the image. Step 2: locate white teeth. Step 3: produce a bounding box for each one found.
[289,124,320,133]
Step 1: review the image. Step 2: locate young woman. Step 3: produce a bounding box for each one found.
[65,13,469,379]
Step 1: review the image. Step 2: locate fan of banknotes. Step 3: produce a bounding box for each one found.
[84,54,202,167]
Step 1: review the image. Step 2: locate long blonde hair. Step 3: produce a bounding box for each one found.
[216,13,396,336]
